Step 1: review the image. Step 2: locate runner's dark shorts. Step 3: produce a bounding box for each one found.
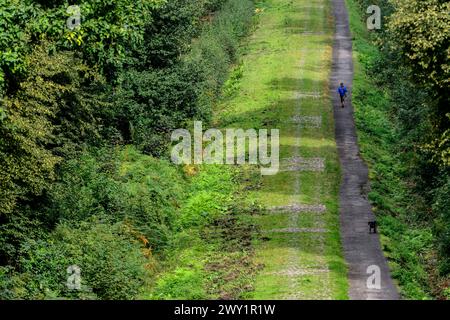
[340,95,345,103]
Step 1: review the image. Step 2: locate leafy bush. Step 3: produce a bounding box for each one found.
[153,267,206,300]
[0,0,162,92]
[46,151,126,224]
[0,0,37,93]
[9,221,151,300]
[117,147,186,249]
[112,0,255,156]
[138,0,209,69]
[113,62,208,156]
[178,165,236,228]
[47,147,186,250]
[0,43,108,216]
[189,0,254,97]
[433,178,450,274]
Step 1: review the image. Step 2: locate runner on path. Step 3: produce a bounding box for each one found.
[337,83,348,108]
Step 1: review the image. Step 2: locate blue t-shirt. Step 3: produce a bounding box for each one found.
[338,86,348,97]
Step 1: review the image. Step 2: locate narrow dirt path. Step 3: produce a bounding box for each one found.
[330,0,399,300]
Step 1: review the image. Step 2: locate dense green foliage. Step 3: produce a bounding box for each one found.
[0,0,256,299]
[2,0,447,300]
[112,0,255,155]
[389,0,449,90]
[348,0,449,299]
[0,43,109,216]
[0,0,162,92]
[2,221,152,300]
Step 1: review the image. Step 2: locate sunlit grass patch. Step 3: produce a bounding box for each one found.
[216,0,348,299]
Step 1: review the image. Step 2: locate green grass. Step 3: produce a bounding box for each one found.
[144,164,261,300]
[346,0,435,299]
[215,0,348,299]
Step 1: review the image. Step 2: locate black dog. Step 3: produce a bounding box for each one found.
[368,221,377,234]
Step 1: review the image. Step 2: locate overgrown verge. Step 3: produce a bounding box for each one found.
[0,0,259,299]
[346,0,449,299]
[149,164,262,300]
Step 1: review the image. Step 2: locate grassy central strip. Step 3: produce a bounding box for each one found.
[216,0,348,299]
